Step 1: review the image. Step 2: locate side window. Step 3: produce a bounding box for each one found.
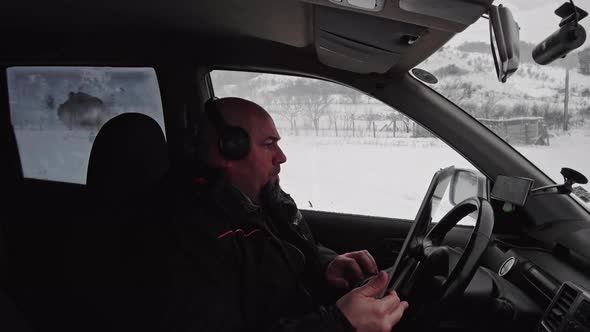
[210,70,476,222]
[7,67,165,184]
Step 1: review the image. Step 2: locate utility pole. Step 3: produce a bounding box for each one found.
[564,67,570,131]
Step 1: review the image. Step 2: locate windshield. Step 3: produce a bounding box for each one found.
[419,0,590,211]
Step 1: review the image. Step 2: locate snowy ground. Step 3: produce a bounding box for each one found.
[278,128,590,221]
[279,136,472,220]
[515,128,590,186]
[15,129,94,184]
[14,125,590,223]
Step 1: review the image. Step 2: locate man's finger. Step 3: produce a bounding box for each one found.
[330,277,350,289]
[357,271,388,297]
[364,250,378,274]
[387,300,409,327]
[379,289,401,311]
[342,257,364,281]
[346,251,378,276]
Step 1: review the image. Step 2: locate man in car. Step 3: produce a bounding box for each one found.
[164,97,408,332]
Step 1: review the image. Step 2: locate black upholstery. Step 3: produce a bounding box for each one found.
[66,112,170,332]
[87,112,169,205]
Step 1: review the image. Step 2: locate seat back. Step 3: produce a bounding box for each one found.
[64,112,170,332]
[87,112,169,205]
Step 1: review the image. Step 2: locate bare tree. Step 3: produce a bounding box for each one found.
[302,94,331,136]
[272,79,337,136]
[438,78,480,108]
[401,116,412,133]
[341,91,366,137]
[480,91,502,119]
[578,47,590,75]
[326,107,341,137]
[270,95,301,135]
[341,106,358,137]
[384,111,402,137]
[362,110,381,138]
[579,101,590,122]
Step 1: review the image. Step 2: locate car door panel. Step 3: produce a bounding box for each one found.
[303,209,474,268]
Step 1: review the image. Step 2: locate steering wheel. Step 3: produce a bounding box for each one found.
[385,167,494,328]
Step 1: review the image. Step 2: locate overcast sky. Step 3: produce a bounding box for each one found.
[450,0,590,47]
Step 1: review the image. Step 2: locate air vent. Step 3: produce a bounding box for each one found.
[543,284,579,332]
[575,299,590,330]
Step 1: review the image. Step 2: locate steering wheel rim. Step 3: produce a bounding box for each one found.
[384,168,494,321]
[422,196,494,301]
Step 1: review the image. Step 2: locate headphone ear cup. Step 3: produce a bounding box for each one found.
[220,127,251,160]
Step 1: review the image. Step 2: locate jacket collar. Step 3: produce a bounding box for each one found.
[192,166,299,228]
[196,170,264,226]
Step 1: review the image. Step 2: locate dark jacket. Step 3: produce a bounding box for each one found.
[157,173,355,332]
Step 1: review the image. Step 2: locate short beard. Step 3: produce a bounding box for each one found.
[259,180,282,207]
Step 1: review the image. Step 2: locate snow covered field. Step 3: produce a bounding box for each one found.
[279,135,471,220]
[15,129,94,184]
[515,127,590,186]
[278,128,590,221]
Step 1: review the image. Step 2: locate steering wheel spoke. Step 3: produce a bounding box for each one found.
[383,168,494,328]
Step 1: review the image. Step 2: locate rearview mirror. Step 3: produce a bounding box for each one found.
[489,5,520,83]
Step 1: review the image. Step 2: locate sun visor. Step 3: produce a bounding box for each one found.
[314,6,427,74]
[399,0,490,26]
[316,31,401,73]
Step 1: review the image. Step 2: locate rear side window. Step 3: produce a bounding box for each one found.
[7,67,165,184]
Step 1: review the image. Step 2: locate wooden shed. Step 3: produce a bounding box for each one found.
[478,117,549,145]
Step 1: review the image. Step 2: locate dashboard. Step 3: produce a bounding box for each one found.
[539,282,590,332]
[485,247,590,332]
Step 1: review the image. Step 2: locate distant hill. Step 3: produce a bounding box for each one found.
[456,41,489,54]
[212,41,590,132]
[456,41,580,68]
[420,43,590,128]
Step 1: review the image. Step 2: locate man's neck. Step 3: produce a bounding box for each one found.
[234,187,260,207]
[225,176,260,205]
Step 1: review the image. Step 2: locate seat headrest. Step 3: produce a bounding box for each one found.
[87,113,169,203]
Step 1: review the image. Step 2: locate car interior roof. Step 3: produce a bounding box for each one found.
[1,0,492,75]
[3,2,590,332]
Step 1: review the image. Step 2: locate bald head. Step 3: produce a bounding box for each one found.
[196,97,287,203]
[213,97,271,131]
[198,98,268,160]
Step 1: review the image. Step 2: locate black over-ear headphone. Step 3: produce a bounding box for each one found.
[204,98,251,160]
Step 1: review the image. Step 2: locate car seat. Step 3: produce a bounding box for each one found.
[86,112,169,205]
[66,112,170,332]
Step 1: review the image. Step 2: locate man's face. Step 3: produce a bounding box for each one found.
[226,112,287,202]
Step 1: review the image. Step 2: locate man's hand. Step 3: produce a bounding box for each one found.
[326,250,378,289]
[336,271,409,332]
